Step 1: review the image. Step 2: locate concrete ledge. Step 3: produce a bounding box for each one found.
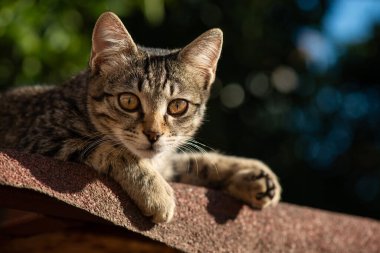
[0,150,379,253]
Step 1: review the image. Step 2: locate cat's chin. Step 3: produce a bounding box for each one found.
[119,139,161,159]
[136,149,158,159]
[134,147,166,159]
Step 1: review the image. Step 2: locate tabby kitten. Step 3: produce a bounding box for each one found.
[0,12,281,223]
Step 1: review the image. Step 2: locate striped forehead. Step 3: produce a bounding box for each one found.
[138,78,179,97]
[136,56,181,97]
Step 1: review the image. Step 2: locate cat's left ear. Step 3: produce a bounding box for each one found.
[179,29,223,89]
[90,12,138,74]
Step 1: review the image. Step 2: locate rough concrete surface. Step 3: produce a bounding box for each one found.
[0,150,379,253]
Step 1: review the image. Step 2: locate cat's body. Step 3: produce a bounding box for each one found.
[0,12,281,223]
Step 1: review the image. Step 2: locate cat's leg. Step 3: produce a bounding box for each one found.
[170,152,281,209]
[84,144,175,223]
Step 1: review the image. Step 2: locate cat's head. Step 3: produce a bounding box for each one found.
[87,12,222,159]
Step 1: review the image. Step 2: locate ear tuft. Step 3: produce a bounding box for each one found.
[90,12,137,73]
[179,28,223,86]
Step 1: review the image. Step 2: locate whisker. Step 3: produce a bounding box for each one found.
[183,140,220,178]
[188,139,216,152]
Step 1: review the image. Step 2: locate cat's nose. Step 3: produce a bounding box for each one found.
[143,130,163,144]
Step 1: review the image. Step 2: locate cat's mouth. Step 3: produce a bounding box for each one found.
[140,146,155,153]
[138,144,156,151]
[136,145,163,158]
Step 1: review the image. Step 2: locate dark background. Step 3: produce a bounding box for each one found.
[1,0,379,220]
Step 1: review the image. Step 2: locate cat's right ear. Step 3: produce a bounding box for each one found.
[90,12,138,74]
[178,29,223,90]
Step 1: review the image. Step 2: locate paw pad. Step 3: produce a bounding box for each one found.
[227,167,281,209]
[253,172,276,200]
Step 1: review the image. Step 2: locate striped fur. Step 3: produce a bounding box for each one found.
[0,12,280,223]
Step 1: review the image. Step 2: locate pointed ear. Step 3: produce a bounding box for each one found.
[178,28,223,87]
[90,12,138,73]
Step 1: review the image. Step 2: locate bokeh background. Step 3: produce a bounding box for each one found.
[0,0,379,220]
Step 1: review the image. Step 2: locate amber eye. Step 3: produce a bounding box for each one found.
[168,99,188,116]
[119,93,140,112]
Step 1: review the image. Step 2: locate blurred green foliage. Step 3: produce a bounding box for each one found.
[0,0,169,88]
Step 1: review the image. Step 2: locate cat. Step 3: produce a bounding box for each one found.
[0,12,281,223]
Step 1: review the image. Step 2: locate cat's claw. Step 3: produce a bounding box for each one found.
[226,165,281,209]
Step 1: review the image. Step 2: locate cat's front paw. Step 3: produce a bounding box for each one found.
[138,179,176,223]
[226,161,281,209]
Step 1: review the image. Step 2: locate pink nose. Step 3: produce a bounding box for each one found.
[143,130,163,144]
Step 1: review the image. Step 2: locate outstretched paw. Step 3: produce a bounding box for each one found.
[226,163,281,209]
